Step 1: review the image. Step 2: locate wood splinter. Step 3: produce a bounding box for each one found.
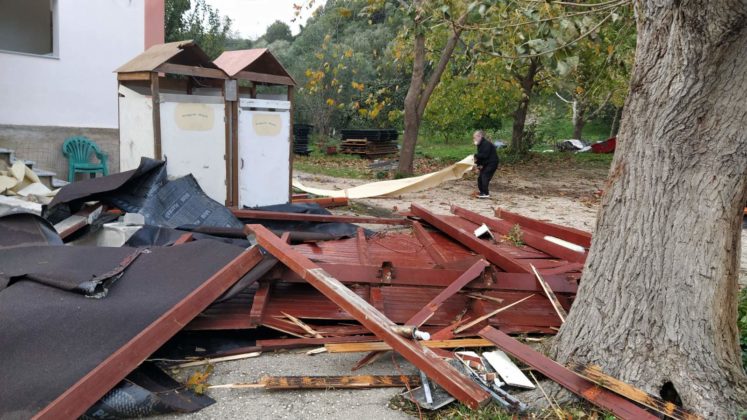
[209,375,420,390]
[568,362,703,420]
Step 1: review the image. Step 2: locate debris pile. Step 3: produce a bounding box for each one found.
[0,152,59,213]
[0,159,698,419]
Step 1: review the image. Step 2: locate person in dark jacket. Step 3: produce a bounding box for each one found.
[473,130,499,198]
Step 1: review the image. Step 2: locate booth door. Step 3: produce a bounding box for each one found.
[160,96,227,204]
[238,99,291,208]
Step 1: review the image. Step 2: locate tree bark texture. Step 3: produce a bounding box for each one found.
[510,58,540,153]
[399,32,426,176]
[553,1,747,417]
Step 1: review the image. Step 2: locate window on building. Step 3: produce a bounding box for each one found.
[0,0,57,56]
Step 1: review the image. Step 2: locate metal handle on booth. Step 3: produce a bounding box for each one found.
[241,158,244,169]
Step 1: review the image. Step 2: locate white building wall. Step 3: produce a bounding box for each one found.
[0,0,145,129]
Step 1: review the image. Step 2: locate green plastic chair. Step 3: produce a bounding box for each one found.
[62,136,109,181]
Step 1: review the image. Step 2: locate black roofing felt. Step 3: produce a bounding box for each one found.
[0,241,244,419]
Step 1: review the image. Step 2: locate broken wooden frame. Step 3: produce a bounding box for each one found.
[34,247,265,420]
[411,203,531,273]
[246,224,491,409]
[478,327,658,419]
[568,362,702,420]
[452,205,587,264]
[494,207,592,248]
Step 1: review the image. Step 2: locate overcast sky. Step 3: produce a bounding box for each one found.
[203,0,325,39]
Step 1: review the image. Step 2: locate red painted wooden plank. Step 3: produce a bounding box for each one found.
[173,232,194,245]
[232,208,410,225]
[247,224,491,409]
[291,197,349,208]
[357,228,371,265]
[478,327,657,420]
[494,208,592,248]
[452,205,587,264]
[411,204,531,273]
[354,259,489,370]
[249,281,271,327]
[277,263,579,293]
[411,221,449,266]
[407,259,489,326]
[35,247,264,420]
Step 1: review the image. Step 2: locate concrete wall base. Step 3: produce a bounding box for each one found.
[0,124,119,180]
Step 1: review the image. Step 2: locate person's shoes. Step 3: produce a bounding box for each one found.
[477,194,490,199]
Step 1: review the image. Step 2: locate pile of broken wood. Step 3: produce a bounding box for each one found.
[0,188,700,419]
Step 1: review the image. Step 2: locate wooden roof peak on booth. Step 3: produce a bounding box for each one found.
[214,49,296,86]
[115,40,223,76]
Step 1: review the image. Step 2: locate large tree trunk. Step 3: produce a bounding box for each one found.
[398,33,426,176]
[552,1,747,417]
[510,58,539,153]
[398,11,467,175]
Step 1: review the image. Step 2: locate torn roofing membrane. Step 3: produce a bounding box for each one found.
[0,241,248,418]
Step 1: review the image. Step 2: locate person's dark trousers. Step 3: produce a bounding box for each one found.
[477,162,498,195]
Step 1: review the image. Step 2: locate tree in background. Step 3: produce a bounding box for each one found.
[469,1,631,154]
[553,7,635,140]
[263,20,294,44]
[164,0,232,59]
[275,0,409,135]
[552,1,747,416]
[390,0,474,175]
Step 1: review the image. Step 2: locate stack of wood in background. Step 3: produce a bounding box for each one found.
[339,129,399,158]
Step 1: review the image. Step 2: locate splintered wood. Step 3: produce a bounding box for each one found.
[210,375,419,390]
[568,363,702,420]
[325,339,494,353]
[479,327,658,420]
[247,224,491,409]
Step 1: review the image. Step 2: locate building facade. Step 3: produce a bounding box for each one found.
[0,0,164,179]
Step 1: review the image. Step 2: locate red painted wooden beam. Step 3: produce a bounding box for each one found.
[232,208,410,225]
[451,205,587,264]
[410,203,530,273]
[246,224,491,409]
[478,327,657,420]
[354,259,490,370]
[411,221,450,266]
[494,207,592,248]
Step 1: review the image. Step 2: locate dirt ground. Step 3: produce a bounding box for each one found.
[159,162,746,419]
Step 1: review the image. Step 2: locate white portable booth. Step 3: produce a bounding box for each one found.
[213,49,296,208]
[115,43,296,208]
[115,41,232,204]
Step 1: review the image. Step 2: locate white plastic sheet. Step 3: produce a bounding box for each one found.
[292,155,475,199]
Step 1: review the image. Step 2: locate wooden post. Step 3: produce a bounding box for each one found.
[231,98,239,206]
[287,85,294,204]
[150,72,162,160]
[223,82,233,207]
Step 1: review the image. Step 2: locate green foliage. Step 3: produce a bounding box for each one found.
[247,0,633,161]
[164,0,232,59]
[264,20,294,44]
[261,0,409,134]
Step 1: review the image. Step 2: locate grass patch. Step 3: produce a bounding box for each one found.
[293,152,370,179]
[417,143,475,162]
